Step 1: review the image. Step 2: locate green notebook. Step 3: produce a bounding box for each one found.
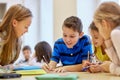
[35,73,78,80]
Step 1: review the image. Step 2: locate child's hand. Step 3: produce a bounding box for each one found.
[42,63,54,73]
[88,64,102,73]
[81,60,91,72]
[53,67,67,73]
[82,60,91,68]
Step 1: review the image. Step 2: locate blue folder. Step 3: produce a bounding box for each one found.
[14,66,40,70]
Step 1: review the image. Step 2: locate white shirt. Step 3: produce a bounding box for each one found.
[105,26,120,75]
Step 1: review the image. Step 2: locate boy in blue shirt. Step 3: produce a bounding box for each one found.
[42,16,92,73]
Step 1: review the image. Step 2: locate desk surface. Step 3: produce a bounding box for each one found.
[1,72,120,80]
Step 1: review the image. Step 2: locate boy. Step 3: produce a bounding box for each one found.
[14,45,32,65]
[42,16,92,73]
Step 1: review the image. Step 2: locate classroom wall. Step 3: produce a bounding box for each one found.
[39,0,53,48]
[23,0,54,50]
[100,0,119,3]
[53,0,77,41]
[0,0,23,8]
[77,0,99,35]
[0,0,119,60]
[22,0,41,52]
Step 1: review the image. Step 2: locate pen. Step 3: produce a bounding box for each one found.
[81,66,90,71]
[82,51,90,72]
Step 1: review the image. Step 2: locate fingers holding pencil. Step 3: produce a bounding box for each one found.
[42,63,53,73]
[42,56,53,73]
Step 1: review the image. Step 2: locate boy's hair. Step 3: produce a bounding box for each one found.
[0,4,32,65]
[94,1,120,27]
[34,41,52,63]
[22,45,31,52]
[62,16,83,33]
[89,22,98,32]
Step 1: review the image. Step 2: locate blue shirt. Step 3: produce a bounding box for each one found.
[51,35,92,66]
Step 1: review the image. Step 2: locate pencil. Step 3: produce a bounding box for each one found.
[43,56,49,66]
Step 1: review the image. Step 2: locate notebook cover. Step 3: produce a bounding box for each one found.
[14,66,40,70]
[0,73,21,79]
[35,73,78,80]
[15,69,46,75]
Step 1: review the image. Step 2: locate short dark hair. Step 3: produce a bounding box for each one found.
[89,22,98,32]
[22,45,31,51]
[62,16,83,33]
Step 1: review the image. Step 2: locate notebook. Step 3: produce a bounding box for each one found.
[15,69,46,75]
[14,66,40,70]
[0,73,21,79]
[35,73,78,80]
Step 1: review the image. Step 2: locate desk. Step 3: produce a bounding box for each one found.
[2,72,120,80]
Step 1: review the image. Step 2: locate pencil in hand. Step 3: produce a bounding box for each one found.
[43,56,54,72]
[43,56,49,65]
[81,51,90,72]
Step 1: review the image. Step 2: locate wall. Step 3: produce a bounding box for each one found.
[53,0,77,41]
[39,0,54,48]
[22,0,40,52]
[0,0,23,8]
[0,0,119,59]
[77,0,99,35]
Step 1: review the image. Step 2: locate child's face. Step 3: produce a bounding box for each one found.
[23,50,31,59]
[13,17,32,37]
[90,29,104,47]
[62,26,80,48]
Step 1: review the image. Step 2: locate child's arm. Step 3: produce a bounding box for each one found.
[53,60,90,73]
[54,64,83,72]
[88,61,111,73]
[100,61,111,72]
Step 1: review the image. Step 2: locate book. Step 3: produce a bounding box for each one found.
[0,73,21,79]
[35,73,78,80]
[15,69,46,75]
[14,66,40,70]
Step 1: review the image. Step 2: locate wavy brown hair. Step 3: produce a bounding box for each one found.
[0,4,32,66]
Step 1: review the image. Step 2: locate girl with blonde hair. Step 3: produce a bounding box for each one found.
[93,1,120,75]
[0,4,32,66]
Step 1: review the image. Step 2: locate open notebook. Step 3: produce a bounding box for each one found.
[15,69,46,75]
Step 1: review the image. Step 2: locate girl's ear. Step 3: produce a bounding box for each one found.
[79,32,84,38]
[12,19,18,27]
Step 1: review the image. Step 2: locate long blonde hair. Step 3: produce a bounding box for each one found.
[0,4,32,66]
[94,1,120,27]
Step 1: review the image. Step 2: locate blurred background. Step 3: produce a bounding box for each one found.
[0,0,119,53]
